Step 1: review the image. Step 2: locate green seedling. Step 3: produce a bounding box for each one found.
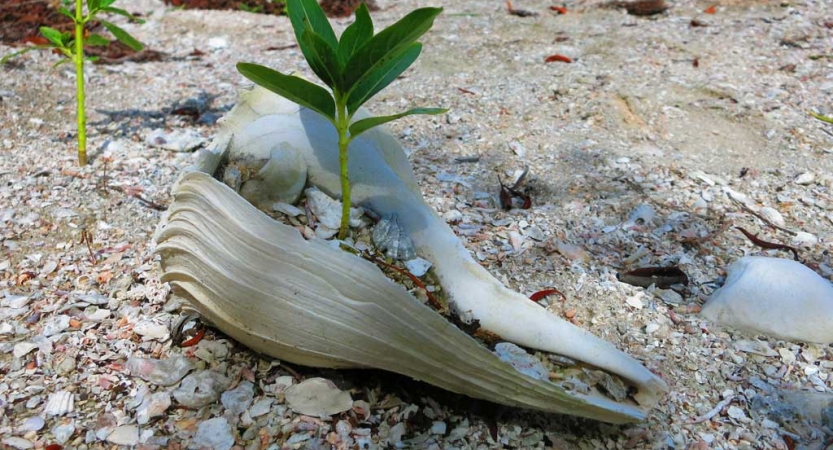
[1,0,144,166]
[810,111,833,125]
[237,0,446,239]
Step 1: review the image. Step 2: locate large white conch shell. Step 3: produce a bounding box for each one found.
[154,86,667,423]
[703,256,833,344]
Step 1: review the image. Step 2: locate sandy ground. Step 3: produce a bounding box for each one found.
[1,0,833,448]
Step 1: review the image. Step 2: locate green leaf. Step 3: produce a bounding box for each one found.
[237,62,336,121]
[299,24,342,89]
[342,7,441,88]
[346,42,421,114]
[1,45,54,64]
[85,55,100,62]
[39,27,66,47]
[101,6,146,23]
[286,0,338,51]
[100,0,118,8]
[99,20,143,51]
[87,0,101,12]
[57,7,76,21]
[86,34,110,46]
[349,107,447,138]
[337,3,373,64]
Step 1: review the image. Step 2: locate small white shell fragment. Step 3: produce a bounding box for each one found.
[173,371,230,408]
[52,423,75,444]
[726,405,747,420]
[105,425,139,446]
[126,356,195,386]
[13,342,38,358]
[442,209,463,223]
[430,421,448,435]
[191,417,234,450]
[626,293,645,310]
[19,416,45,432]
[509,140,526,158]
[731,340,777,357]
[44,390,74,416]
[645,323,661,334]
[1,437,33,449]
[249,398,274,418]
[791,231,818,248]
[623,204,655,228]
[372,215,416,261]
[145,128,205,153]
[493,342,549,381]
[2,294,30,309]
[272,202,304,217]
[758,207,786,228]
[702,257,833,344]
[404,257,432,277]
[41,315,70,337]
[221,381,255,416]
[794,172,815,185]
[136,392,171,425]
[305,187,363,229]
[132,320,169,340]
[285,378,353,417]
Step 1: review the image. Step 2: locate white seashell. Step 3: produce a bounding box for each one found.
[44,390,74,416]
[794,172,815,185]
[237,144,308,208]
[702,257,833,344]
[791,231,818,248]
[759,206,785,228]
[372,215,416,261]
[623,204,655,229]
[154,86,667,423]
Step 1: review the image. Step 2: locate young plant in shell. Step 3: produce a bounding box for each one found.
[237,0,446,239]
[1,0,144,166]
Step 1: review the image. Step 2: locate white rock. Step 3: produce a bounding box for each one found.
[726,405,747,420]
[190,417,234,450]
[625,293,644,310]
[794,172,815,185]
[404,258,432,277]
[106,425,139,446]
[207,36,229,49]
[1,437,33,449]
[702,257,833,344]
[645,323,661,334]
[44,390,74,416]
[133,320,170,340]
[285,378,353,417]
[41,315,70,337]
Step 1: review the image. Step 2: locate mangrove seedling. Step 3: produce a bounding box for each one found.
[237,0,446,239]
[1,0,144,166]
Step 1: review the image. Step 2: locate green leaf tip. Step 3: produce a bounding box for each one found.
[236,62,336,121]
[349,107,447,138]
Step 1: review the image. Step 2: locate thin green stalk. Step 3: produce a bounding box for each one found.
[336,97,352,239]
[810,111,833,125]
[74,0,87,166]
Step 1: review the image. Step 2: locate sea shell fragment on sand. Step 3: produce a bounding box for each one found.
[154,86,667,423]
[702,257,833,344]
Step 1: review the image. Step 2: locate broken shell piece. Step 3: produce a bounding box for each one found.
[285,378,353,417]
[238,144,308,208]
[154,86,667,423]
[44,390,74,416]
[702,257,833,344]
[623,204,656,229]
[306,187,363,230]
[173,370,230,408]
[372,215,417,261]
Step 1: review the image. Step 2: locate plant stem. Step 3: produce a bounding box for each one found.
[336,97,351,240]
[74,0,87,166]
[810,111,833,125]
